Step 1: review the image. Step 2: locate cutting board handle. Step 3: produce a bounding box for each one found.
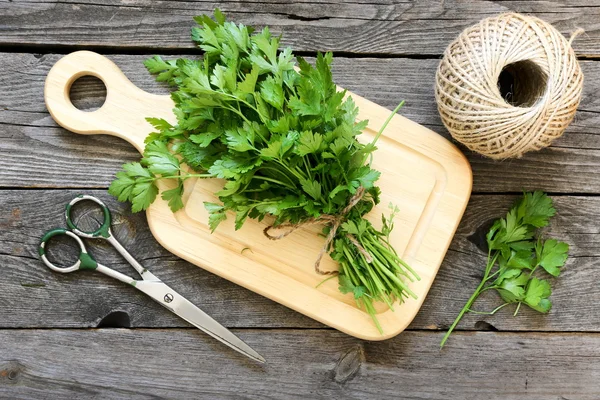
[44,51,175,153]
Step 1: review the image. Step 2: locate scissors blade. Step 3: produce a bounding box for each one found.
[135,281,265,363]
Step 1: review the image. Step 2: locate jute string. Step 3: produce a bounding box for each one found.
[435,13,584,159]
[263,186,371,275]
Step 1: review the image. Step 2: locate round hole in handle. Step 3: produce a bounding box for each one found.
[68,75,107,112]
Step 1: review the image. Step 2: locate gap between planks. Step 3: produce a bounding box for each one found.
[0,43,444,59]
[2,44,600,61]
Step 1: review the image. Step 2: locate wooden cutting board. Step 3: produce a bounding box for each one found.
[45,51,472,340]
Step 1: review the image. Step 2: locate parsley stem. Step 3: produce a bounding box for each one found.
[214,90,262,118]
[251,175,296,190]
[513,302,522,316]
[136,173,213,184]
[485,269,502,282]
[479,285,499,293]
[467,302,511,315]
[315,274,337,289]
[440,252,499,348]
[225,105,251,124]
[363,240,416,297]
[257,165,297,187]
[369,101,404,148]
[368,237,419,279]
[335,158,350,185]
[361,298,383,334]
[370,258,396,291]
[302,157,312,178]
[371,255,416,298]
[367,240,413,281]
[274,158,306,181]
[343,260,361,288]
[181,173,215,180]
[527,263,541,279]
[363,256,389,294]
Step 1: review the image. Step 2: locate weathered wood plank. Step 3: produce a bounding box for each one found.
[1,53,600,192]
[1,329,599,399]
[1,189,598,333]
[1,0,599,56]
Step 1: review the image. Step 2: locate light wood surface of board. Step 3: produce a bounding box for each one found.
[44,50,472,340]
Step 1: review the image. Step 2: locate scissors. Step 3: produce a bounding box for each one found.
[39,194,265,364]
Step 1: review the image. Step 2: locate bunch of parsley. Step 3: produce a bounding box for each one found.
[109,10,419,332]
[440,192,569,347]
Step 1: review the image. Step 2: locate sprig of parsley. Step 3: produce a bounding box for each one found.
[109,139,211,212]
[440,192,569,347]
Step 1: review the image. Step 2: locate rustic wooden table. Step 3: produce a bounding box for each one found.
[1,1,600,399]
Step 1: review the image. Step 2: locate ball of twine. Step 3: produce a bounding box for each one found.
[435,13,584,159]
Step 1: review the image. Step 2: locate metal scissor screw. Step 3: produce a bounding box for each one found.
[164,293,174,303]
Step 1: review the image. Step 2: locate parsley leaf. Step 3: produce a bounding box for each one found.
[496,270,528,303]
[260,76,284,110]
[204,202,227,232]
[524,278,552,313]
[108,162,158,212]
[300,178,322,200]
[161,181,185,212]
[353,167,381,190]
[144,141,180,176]
[144,56,178,84]
[518,191,556,228]
[339,275,367,300]
[108,171,135,202]
[295,131,324,156]
[130,181,158,213]
[536,238,569,277]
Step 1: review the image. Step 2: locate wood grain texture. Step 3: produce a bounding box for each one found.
[1,1,599,396]
[2,190,598,333]
[1,0,599,56]
[1,328,600,399]
[1,53,600,192]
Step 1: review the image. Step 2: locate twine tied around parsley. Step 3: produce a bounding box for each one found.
[263,186,372,275]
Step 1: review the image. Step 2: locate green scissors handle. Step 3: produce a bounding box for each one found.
[38,227,141,286]
[41,195,149,278]
[39,229,98,272]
